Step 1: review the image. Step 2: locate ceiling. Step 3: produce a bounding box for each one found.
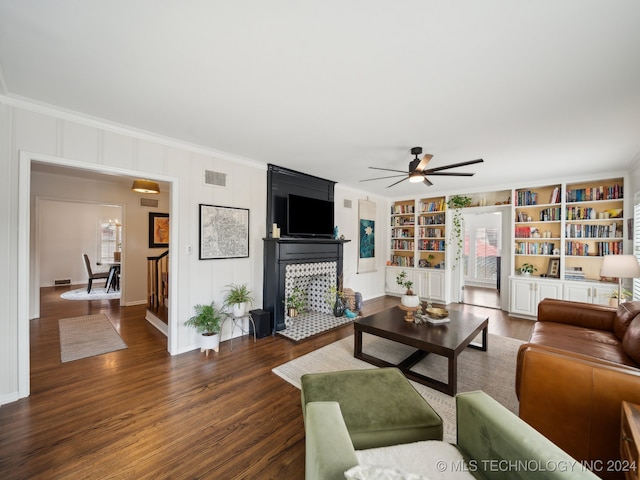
[2,1,640,199]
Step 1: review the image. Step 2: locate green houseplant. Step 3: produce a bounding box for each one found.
[223,283,254,317]
[607,288,632,307]
[184,301,224,355]
[285,286,306,317]
[447,195,472,269]
[518,263,538,275]
[396,270,419,307]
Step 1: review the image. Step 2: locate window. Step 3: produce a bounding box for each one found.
[98,219,121,263]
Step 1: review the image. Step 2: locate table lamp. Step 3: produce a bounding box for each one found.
[600,255,640,305]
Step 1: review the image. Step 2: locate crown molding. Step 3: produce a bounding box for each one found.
[0,93,267,170]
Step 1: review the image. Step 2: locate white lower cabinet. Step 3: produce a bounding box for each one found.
[385,266,446,302]
[509,277,563,317]
[562,282,618,306]
[414,269,446,303]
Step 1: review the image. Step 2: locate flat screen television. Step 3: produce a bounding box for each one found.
[287,194,334,238]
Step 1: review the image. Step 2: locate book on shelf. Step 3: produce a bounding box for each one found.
[566,184,623,202]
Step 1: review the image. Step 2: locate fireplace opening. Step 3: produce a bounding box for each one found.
[284,261,337,325]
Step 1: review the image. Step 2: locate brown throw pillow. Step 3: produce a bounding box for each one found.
[623,316,640,365]
[614,302,640,340]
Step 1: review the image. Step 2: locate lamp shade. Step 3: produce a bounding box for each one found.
[600,255,640,278]
[131,179,160,194]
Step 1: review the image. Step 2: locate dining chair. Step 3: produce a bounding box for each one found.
[82,253,110,293]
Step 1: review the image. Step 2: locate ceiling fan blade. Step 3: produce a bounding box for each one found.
[368,166,407,173]
[427,172,476,177]
[386,177,409,188]
[415,154,433,172]
[425,158,484,174]
[423,177,433,187]
[359,174,407,182]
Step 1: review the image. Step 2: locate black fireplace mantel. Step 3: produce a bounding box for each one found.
[262,238,350,332]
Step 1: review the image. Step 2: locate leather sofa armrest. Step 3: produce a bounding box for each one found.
[305,402,359,480]
[537,298,615,331]
[516,343,640,477]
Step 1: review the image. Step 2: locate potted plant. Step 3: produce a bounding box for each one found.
[184,301,224,355]
[285,286,306,317]
[607,288,632,307]
[396,270,420,307]
[518,263,537,276]
[447,195,472,269]
[223,283,254,317]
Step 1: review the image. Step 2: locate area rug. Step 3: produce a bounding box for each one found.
[272,333,523,442]
[59,313,127,363]
[277,311,357,342]
[60,287,120,301]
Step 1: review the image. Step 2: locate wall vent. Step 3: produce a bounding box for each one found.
[140,198,159,208]
[54,279,71,285]
[343,199,352,209]
[204,170,227,187]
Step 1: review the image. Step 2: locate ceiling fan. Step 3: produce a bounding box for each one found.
[360,147,483,187]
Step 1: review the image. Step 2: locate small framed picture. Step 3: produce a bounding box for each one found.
[547,257,560,278]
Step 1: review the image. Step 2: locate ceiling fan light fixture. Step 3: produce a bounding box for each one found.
[409,171,424,183]
[132,179,160,194]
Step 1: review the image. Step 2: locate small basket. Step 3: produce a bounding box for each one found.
[343,288,356,311]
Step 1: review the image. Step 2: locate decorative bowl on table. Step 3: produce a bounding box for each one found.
[426,307,449,319]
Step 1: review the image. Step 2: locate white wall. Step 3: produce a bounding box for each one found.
[38,199,122,286]
[334,185,389,300]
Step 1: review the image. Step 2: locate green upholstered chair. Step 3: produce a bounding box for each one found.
[301,367,443,450]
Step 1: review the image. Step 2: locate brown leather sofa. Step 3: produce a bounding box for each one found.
[516,298,640,480]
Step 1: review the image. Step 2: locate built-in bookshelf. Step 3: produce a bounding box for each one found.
[513,184,562,276]
[390,199,415,267]
[563,178,624,280]
[512,177,625,281]
[417,196,446,268]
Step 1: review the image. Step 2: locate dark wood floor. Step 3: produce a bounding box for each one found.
[0,286,533,479]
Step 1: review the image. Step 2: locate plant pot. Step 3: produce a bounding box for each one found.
[200,332,220,355]
[520,272,531,276]
[609,298,620,308]
[113,251,121,262]
[401,294,420,308]
[288,307,298,317]
[232,303,246,317]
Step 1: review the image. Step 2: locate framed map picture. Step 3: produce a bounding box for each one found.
[149,212,169,248]
[199,204,249,260]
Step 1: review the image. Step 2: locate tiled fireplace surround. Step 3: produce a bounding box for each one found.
[284,261,336,325]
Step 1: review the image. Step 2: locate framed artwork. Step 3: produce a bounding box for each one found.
[199,204,249,260]
[547,257,560,278]
[357,199,377,273]
[149,213,169,248]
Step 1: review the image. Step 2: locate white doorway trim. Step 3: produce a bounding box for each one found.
[17,151,179,399]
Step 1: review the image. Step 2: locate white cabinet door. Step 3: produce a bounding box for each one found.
[510,278,536,316]
[563,283,594,303]
[592,284,618,306]
[415,269,445,302]
[386,267,410,294]
[537,281,563,304]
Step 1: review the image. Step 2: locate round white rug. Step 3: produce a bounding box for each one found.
[60,287,120,301]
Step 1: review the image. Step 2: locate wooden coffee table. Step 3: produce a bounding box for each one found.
[354,306,488,396]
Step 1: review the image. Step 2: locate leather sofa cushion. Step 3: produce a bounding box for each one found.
[614,301,640,340]
[529,321,638,367]
[623,316,640,364]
